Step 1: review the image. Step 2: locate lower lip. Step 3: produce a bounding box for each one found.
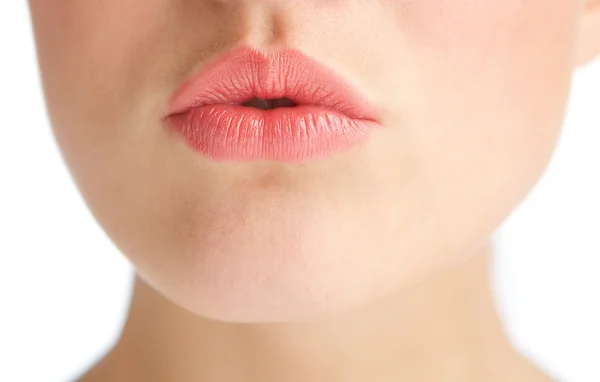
[166,104,378,162]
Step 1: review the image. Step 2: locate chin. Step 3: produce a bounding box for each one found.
[132,208,403,324]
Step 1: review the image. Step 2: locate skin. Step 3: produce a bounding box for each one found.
[27,1,600,381]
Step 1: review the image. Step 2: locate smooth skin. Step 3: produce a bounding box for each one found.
[27,1,600,381]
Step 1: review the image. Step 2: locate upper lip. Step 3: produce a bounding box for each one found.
[167,45,378,122]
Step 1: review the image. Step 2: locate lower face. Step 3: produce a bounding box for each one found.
[28,0,581,322]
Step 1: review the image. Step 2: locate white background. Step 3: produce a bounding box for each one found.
[0,2,598,382]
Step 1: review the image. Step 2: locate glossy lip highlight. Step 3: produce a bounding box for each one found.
[165,46,381,162]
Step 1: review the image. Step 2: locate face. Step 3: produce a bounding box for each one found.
[28,0,599,322]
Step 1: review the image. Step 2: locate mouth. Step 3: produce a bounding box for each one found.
[240,97,298,110]
[165,46,381,163]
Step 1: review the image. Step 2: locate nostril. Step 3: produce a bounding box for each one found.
[242,97,297,110]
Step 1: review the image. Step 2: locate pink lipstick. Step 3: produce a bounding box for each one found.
[165,46,380,162]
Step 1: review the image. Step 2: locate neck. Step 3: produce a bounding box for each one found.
[83,244,549,382]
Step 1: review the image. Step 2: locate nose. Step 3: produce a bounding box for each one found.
[203,0,351,48]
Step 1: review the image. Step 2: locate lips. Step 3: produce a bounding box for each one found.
[165,46,380,162]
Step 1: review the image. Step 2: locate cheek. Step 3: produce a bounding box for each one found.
[392,0,578,108]
[27,0,171,118]
[411,0,578,111]
[387,0,579,247]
